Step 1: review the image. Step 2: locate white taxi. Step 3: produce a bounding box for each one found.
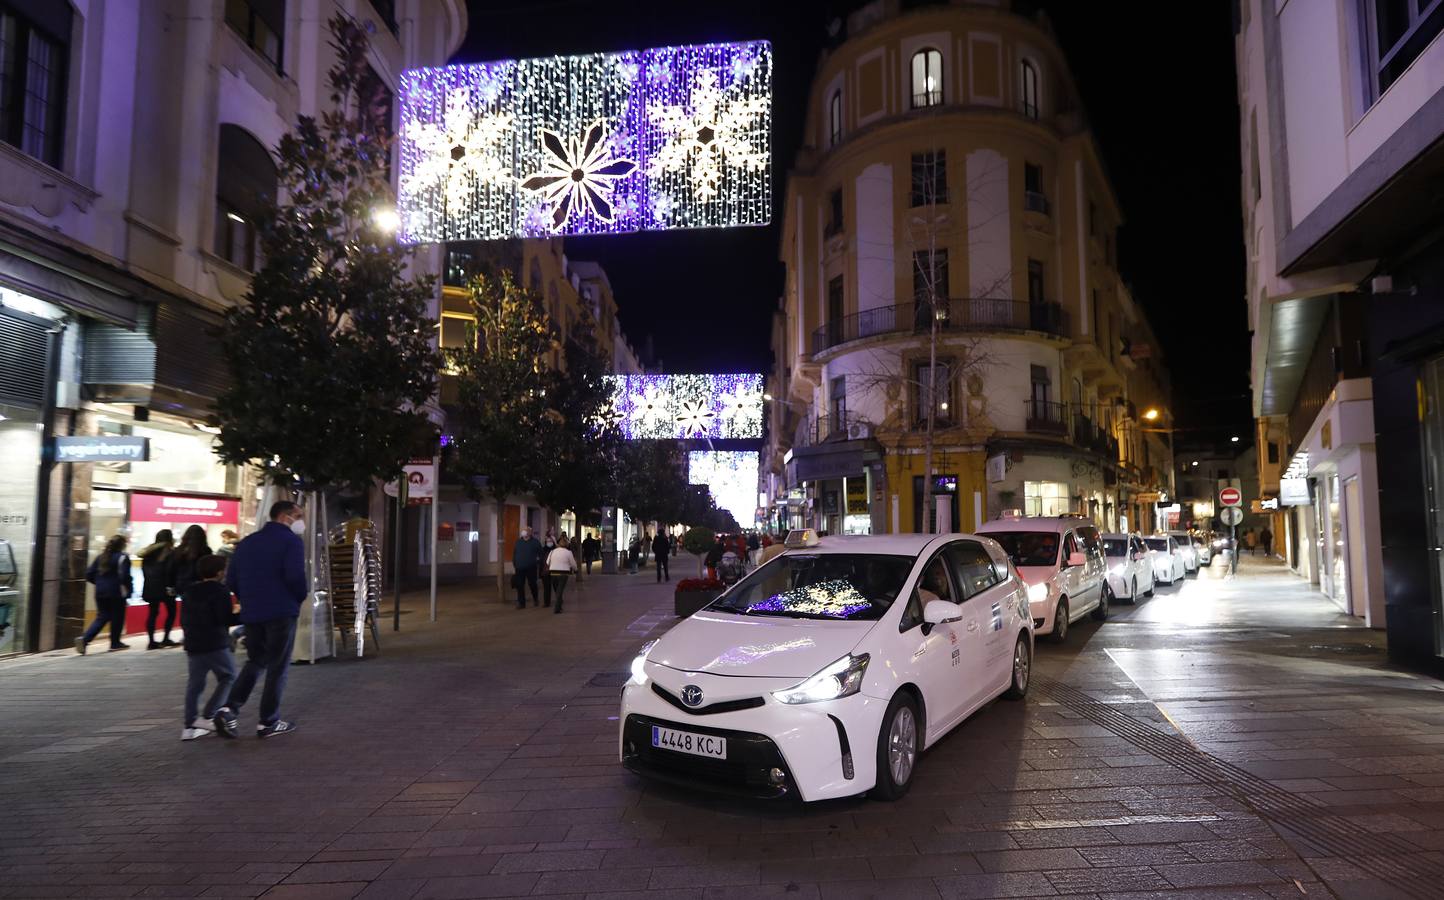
[975,514,1109,643]
[1102,533,1154,602]
[619,531,1033,802]
[1145,534,1188,585]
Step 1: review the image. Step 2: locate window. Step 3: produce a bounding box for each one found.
[827,276,844,323]
[439,314,474,351]
[910,149,947,206]
[214,124,278,271]
[1024,481,1070,517]
[367,0,398,36]
[1027,259,1045,305]
[1020,59,1039,119]
[917,554,955,603]
[224,0,285,71]
[825,188,844,236]
[1361,0,1444,100]
[912,249,948,305]
[828,89,842,145]
[910,48,942,108]
[1024,162,1048,213]
[946,542,1000,599]
[1030,364,1051,415]
[914,360,952,427]
[1267,441,1279,464]
[830,376,846,429]
[0,3,71,168]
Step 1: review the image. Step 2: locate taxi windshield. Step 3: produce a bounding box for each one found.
[1145,538,1170,552]
[985,532,1060,567]
[1102,538,1129,557]
[710,553,914,620]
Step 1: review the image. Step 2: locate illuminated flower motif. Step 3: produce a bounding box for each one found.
[720,381,761,434]
[520,119,637,228]
[648,69,768,202]
[675,398,716,436]
[631,382,671,435]
[402,89,512,210]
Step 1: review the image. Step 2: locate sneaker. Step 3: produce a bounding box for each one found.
[213,708,239,739]
[180,727,210,741]
[258,720,297,739]
[189,718,216,732]
[75,637,86,655]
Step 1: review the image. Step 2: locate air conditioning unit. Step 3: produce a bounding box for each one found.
[848,422,872,440]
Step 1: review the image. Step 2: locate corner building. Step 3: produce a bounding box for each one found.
[767,0,1173,536]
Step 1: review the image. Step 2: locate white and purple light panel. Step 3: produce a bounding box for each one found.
[397,41,772,242]
[607,373,763,440]
[688,450,760,526]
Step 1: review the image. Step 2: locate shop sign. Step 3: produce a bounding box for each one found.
[1136,491,1161,504]
[403,458,436,506]
[55,436,149,463]
[986,454,1006,483]
[130,492,239,524]
[1280,477,1310,506]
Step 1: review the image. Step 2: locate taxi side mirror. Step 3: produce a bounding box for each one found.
[1066,550,1087,568]
[923,599,963,626]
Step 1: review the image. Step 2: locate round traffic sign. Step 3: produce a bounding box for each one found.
[1219,487,1242,507]
[1220,507,1243,526]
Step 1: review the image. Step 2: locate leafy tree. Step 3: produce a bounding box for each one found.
[215,15,438,494]
[533,317,624,548]
[446,270,554,596]
[616,440,688,526]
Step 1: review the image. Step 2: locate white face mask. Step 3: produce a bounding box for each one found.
[290,518,306,536]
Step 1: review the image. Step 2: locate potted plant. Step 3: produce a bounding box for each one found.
[674,576,724,617]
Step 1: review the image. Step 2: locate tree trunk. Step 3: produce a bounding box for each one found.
[494,499,506,603]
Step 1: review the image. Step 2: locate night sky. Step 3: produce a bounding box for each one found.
[456,0,1250,444]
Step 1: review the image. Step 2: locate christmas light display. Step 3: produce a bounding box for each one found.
[753,581,872,619]
[607,373,762,440]
[398,41,772,242]
[688,450,759,525]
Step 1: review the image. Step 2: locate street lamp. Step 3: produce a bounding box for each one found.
[371,206,401,233]
[1143,407,1161,422]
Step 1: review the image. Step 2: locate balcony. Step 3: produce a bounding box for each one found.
[1024,400,1068,435]
[1024,191,1050,215]
[812,298,1068,356]
[794,411,873,448]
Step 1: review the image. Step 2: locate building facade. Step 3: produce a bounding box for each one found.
[1236,0,1444,656]
[0,0,466,654]
[763,0,1173,538]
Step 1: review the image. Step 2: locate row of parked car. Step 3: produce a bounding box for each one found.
[617,514,1215,804]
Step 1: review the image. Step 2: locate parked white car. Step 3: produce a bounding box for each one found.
[976,513,1110,643]
[1167,531,1200,575]
[1145,535,1188,585]
[619,531,1033,802]
[1102,533,1155,602]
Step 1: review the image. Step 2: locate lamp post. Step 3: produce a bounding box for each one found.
[1140,407,1175,532]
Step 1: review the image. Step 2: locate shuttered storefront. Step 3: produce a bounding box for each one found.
[0,308,53,409]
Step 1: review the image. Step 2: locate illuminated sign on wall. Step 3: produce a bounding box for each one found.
[398,40,772,242]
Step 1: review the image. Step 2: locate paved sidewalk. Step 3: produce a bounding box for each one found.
[0,556,1442,899]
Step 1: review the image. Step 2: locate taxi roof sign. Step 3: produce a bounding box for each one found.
[783,529,820,549]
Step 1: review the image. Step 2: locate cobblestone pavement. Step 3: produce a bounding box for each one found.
[2,555,1443,899]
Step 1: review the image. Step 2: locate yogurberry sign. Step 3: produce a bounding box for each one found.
[129,493,240,524]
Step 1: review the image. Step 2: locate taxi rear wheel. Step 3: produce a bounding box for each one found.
[871,693,920,801]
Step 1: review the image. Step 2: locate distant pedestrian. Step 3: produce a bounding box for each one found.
[171,525,212,601]
[542,528,558,606]
[78,535,132,653]
[546,535,578,614]
[1260,527,1273,557]
[179,555,237,741]
[705,538,725,580]
[513,526,543,608]
[628,536,642,574]
[216,501,308,739]
[758,535,786,566]
[1244,529,1258,555]
[216,529,241,558]
[652,531,671,583]
[138,529,177,650]
[669,533,678,556]
[581,534,600,574]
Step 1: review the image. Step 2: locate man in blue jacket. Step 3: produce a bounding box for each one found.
[215,501,307,739]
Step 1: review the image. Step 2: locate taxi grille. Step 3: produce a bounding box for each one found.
[650,682,765,716]
[622,714,794,799]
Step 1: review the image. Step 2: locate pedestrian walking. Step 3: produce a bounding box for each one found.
[512,526,543,608]
[546,535,578,614]
[758,534,786,566]
[582,534,600,574]
[541,528,557,606]
[628,536,642,574]
[138,529,177,650]
[179,554,237,741]
[1244,528,1258,555]
[214,501,307,739]
[171,525,212,600]
[652,531,671,583]
[78,535,132,653]
[704,538,725,580]
[1261,526,1273,557]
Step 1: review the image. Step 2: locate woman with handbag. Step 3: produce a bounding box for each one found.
[78,535,133,653]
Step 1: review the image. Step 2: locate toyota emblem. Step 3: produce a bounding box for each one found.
[680,684,704,707]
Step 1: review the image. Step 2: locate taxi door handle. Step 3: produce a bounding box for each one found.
[966,621,978,632]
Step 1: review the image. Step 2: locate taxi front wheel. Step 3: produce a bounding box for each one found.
[871,693,920,801]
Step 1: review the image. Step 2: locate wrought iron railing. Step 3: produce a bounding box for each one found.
[1024,400,1069,434]
[793,411,873,448]
[812,298,1067,356]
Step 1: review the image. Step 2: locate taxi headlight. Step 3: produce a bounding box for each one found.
[628,639,657,686]
[1109,563,1125,577]
[1027,582,1049,604]
[772,653,870,705]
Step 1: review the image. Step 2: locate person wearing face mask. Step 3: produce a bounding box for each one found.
[512,526,543,608]
[215,501,308,739]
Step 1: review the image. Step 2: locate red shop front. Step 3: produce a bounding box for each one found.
[118,491,241,635]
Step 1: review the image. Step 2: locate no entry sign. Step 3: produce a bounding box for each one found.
[1219,487,1242,508]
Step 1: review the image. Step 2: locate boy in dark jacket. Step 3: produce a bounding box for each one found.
[180,554,237,741]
